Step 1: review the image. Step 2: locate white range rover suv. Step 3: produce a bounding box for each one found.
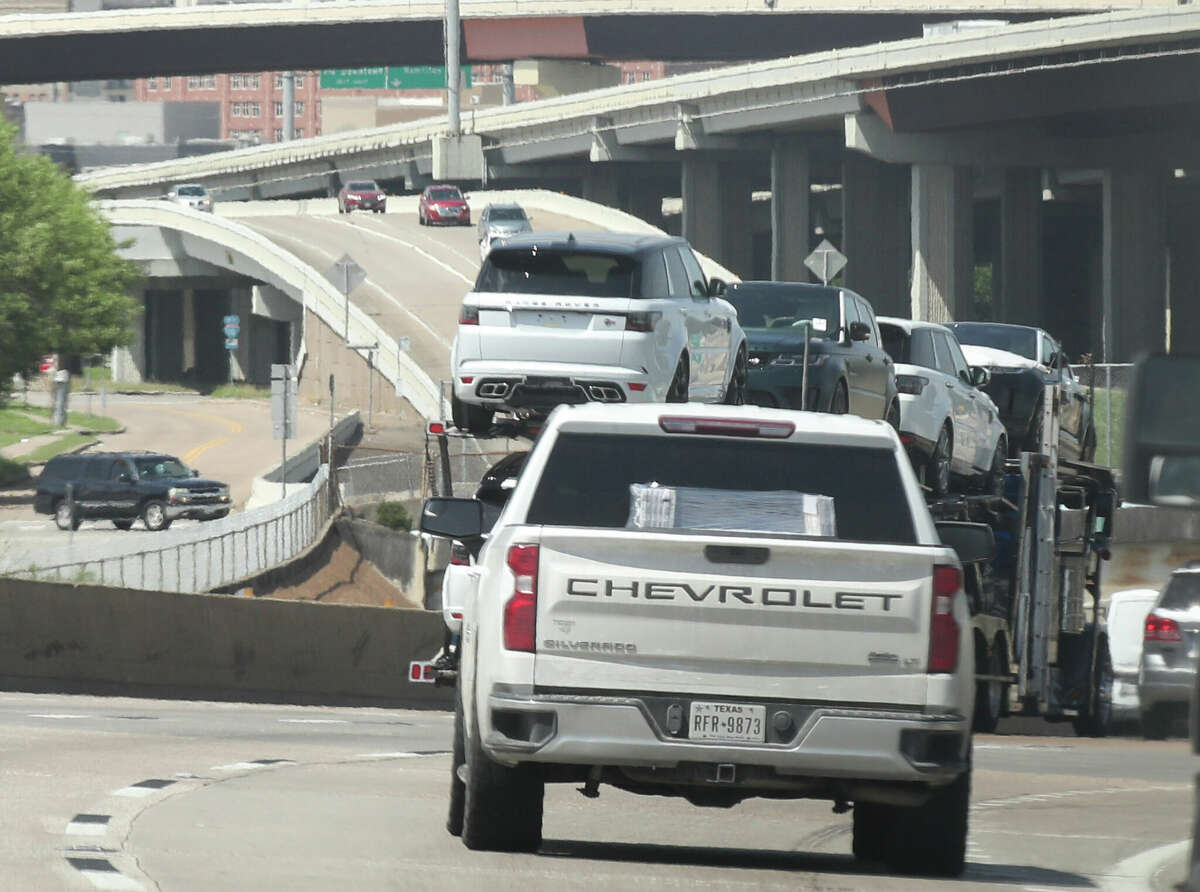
[421,403,983,877]
[449,232,748,433]
[879,317,1008,497]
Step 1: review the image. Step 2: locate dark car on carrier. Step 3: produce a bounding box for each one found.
[724,281,899,426]
[35,452,232,532]
[947,322,1095,461]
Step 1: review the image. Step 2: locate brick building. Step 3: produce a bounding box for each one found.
[134,71,321,144]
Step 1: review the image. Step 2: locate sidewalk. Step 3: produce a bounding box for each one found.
[0,432,66,461]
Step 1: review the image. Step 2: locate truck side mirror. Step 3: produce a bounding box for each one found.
[1124,353,1200,505]
[935,521,995,565]
[848,321,871,342]
[421,497,484,539]
[970,366,991,388]
[707,277,727,298]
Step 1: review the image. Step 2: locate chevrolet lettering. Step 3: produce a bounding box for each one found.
[423,403,974,878]
[565,577,903,611]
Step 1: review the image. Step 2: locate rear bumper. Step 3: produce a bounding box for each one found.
[1139,663,1196,711]
[483,690,968,786]
[454,360,659,412]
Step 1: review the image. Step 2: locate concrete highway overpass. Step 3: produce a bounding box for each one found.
[0,0,1123,83]
[82,8,1200,362]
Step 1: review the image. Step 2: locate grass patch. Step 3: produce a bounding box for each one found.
[19,405,121,432]
[82,366,112,386]
[375,500,412,531]
[208,383,270,399]
[0,407,55,450]
[1091,388,1126,469]
[19,433,94,465]
[0,456,28,485]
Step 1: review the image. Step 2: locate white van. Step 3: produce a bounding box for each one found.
[1107,589,1159,723]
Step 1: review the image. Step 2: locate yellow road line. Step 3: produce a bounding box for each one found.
[156,409,244,465]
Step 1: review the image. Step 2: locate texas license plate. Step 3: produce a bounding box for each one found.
[689,702,766,742]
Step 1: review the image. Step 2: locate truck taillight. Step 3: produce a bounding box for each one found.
[449,541,470,566]
[504,544,539,652]
[928,565,961,673]
[459,305,479,325]
[896,374,928,395]
[1145,613,1182,643]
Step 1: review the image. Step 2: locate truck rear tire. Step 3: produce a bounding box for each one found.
[1141,705,1171,740]
[1072,641,1113,738]
[883,767,970,877]
[973,643,1006,734]
[447,690,466,837]
[852,801,889,862]
[462,709,544,852]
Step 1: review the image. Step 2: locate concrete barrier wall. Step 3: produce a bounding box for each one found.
[0,579,452,709]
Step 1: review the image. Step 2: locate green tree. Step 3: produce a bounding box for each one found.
[0,124,139,399]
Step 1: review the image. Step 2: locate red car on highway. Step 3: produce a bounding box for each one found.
[338,180,387,214]
[418,185,470,226]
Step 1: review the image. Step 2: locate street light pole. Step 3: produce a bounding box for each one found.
[445,0,461,136]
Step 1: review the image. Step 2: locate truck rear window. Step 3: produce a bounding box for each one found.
[526,433,916,544]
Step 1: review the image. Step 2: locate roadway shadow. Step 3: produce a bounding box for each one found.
[538,839,1095,887]
[0,482,35,508]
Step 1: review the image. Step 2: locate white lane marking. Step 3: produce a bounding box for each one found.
[73,867,143,891]
[247,220,452,349]
[360,215,481,270]
[29,713,89,719]
[1100,838,1190,892]
[330,218,475,285]
[66,823,108,837]
[210,760,297,772]
[980,829,1152,841]
[972,784,1189,813]
[112,787,157,799]
[278,718,350,724]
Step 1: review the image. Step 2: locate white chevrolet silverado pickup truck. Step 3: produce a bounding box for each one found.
[420,403,987,877]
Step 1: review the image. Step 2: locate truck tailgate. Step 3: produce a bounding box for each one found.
[532,527,939,706]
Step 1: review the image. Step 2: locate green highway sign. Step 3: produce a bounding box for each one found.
[320,68,387,90]
[321,66,473,91]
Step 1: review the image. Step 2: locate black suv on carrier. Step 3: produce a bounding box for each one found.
[35,452,232,532]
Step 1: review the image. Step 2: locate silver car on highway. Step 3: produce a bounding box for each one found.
[1139,562,1200,738]
[476,203,532,258]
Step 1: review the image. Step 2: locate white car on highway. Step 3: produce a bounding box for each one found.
[449,232,747,434]
[879,317,1007,496]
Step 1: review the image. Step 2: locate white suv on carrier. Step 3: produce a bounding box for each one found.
[449,232,747,433]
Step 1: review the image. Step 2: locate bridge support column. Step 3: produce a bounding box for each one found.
[719,163,754,279]
[624,177,669,231]
[999,167,1043,325]
[1103,166,1167,361]
[910,164,973,323]
[681,157,721,264]
[1170,193,1200,353]
[181,288,196,376]
[771,137,811,282]
[582,167,620,209]
[111,292,146,384]
[843,154,909,315]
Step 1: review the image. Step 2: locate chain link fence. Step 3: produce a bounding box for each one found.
[1071,363,1133,469]
[1,467,333,593]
